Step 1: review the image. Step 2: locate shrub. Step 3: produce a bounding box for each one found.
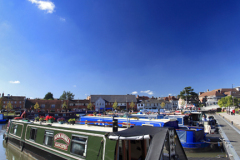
[57,117,65,122]
[68,118,75,122]
[39,116,45,121]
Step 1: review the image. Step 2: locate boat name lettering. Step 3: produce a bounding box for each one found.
[54,133,70,144]
[54,142,68,151]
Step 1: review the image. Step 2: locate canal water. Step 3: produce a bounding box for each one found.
[0,123,227,160]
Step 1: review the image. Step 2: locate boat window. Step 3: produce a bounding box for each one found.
[43,130,54,147]
[13,124,18,135]
[30,128,37,141]
[70,135,88,158]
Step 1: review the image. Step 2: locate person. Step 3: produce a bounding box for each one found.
[233,109,235,115]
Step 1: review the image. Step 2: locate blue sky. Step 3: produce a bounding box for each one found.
[0,0,240,99]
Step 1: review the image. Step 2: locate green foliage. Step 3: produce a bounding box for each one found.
[178,86,199,104]
[181,100,185,106]
[44,92,54,100]
[62,102,68,111]
[60,91,75,100]
[218,96,238,108]
[34,102,40,110]
[6,102,13,116]
[35,116,39,120]
[130,101,135,110]
[87,102,93,110]
[160,102,165,108]
[68,118,75,122]
[112,101,118,110]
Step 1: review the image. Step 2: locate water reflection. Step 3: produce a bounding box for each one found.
[0,124,35,160]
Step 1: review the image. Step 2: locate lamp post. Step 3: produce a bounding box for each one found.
[232,84,235,110]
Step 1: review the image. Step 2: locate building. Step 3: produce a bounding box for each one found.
[68,99,90,111]
[89,95,137,111]
[137,99,171,110]
[199,87,240,106]
[162,95,179,110]
[1,93,25,111]
[25,99,69,112]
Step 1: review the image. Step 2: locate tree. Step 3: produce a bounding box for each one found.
[60,91,75,100]
[34,102,40,112]
[160,102,165,108]
[218,99,224,108]
[178,86,199,106]
[0,98,3,111]
[62,102,68,112]
[130,101,135,111]
[112,101,118,110]
[87,102,93,111]
[44,92,54,100]
[6,102,13,116]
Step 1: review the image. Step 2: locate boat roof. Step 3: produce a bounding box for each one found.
[11,120,127,133]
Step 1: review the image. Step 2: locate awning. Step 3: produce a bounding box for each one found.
[109,135,150,140]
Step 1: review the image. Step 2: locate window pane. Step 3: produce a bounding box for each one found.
[30,128,37,140]
[71,143,86,156]
[72,136,87,142]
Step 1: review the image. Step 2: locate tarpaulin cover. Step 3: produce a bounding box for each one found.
[176,130,187,143]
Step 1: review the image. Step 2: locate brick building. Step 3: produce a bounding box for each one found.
[25,99,69,112]
[1,93,25,110]
[89,95,137,111]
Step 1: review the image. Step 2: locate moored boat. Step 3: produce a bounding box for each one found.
[4,119,187,160]
[0,114,7,123]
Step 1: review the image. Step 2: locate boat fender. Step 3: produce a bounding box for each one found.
[20,142,25,152]
[5,137,8,143]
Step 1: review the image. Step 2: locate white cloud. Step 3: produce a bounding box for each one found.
[28,0,55,13]
[9,81,20,84]
[73,85,76,87]
[131,91,138,94]
[169,93,172,96]
[140,90,153,95]
[59,17,66,22]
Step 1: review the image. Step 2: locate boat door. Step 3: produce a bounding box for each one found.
[115,139,150,160]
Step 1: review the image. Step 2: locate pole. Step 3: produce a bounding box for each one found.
[232,84,234,111]
[185,89,187,109]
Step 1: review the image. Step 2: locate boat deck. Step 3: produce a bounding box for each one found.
[215,114,240,159]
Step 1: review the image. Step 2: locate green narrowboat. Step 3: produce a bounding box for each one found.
[4,119,187,160]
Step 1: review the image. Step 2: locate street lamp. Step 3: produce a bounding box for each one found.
[232,84,235,110]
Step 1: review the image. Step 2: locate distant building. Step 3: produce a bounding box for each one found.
[25,99,68,112]
[137,99,171,110]
[199,87,240,106]
[163,95,179,110]
[1,93,25,111]
[89,95,137,111]
[68,99,90,111]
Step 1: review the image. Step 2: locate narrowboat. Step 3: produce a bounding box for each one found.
[79,116,179,128]
[4,119,187,160]
[176,126,211,150]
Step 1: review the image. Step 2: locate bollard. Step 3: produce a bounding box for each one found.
[112,118,118,132]
[231,121,233,125]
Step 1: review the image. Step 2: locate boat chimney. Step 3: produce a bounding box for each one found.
[112,117,118,132]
